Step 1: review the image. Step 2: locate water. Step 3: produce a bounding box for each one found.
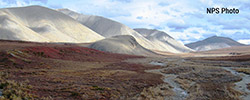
[146,68,188,100]
[0,89,2,96]
[164,74,188,100]
[149,61,166,66]
[222,67,250,100]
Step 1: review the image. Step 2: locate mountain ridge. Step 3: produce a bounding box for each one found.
[134,28,193,53]
[0,5,104,43]
[88,35,158,56]
[186,36,245,51]
[58,9,192,53]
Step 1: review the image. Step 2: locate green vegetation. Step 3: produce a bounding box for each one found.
[91,86,105,91]
[235,68,250,75]
[7,50,32,63]
[33,52,44,57]
[0,72,35,100]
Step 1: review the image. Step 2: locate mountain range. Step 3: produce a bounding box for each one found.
[0,5,245,55]
[58,9,192,53]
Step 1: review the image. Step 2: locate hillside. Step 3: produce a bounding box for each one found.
[0,6,104,43]
[186,36,245,51]
[134,28,193,53]
[58,9,189,53]
[88,35,157,56]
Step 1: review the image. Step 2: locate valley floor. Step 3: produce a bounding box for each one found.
[126,57,250,100]
[0,40,250,100]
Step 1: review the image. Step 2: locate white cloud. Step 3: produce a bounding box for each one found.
[15,0,28,7]
[0,0,47,8]
[238,39,250,45]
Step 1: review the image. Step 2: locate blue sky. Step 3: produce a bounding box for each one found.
[0,0,250,44]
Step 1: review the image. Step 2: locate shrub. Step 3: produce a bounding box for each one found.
[0,72,35,100]
[91,86,104,91]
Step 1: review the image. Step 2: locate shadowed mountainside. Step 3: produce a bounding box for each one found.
[88,35,158,56]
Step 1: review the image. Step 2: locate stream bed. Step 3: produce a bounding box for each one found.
[222,67,250,100]
[149,61,166,66]
[0,89,2,97]
[148,61,188,100]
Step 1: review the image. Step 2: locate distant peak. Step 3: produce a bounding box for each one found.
[208,35,218,38]
[207,35,225,39]
[25,5,43,7]
[57,8,71,11]
[23,5,46,8]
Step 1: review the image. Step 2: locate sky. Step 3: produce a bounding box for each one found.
[0,0,250,44]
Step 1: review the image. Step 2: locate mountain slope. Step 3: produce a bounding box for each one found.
[58,9,187,53]
[186,36,245,51]
[88,35,157,56]
[0,6,104,43]
[134,28,193,53]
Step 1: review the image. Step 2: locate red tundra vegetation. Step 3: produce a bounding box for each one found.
[0,40,162,100]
